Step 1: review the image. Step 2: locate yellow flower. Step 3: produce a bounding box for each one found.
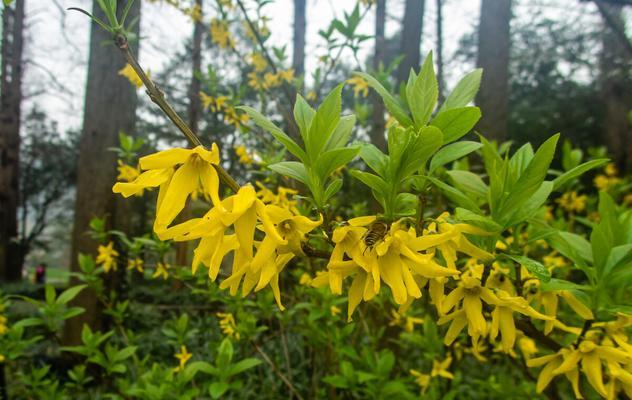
[305,90,317,101]
[217,312,241,340]
[263,72,280,88]
[96,242,119,273]
[277,69,295,83]
[183,3,202,22]
[127,258,144,273]
[556,191,587,213]
[234,145,254,165]
[210,19,234,49]
[605,163,618,177]
[0,315,8,335]
[118,64,144,88]
[518,336,538,360]
[410,369,431,394]
[117,160,140,182]
[173,345,192,372]
[347,76,369,97]
[247,72,265,90]
[256,182,298,212]
[330,305,341,316]
[389,309,424,333]
[224,107,249,128]
[200,91,214,109]
[313,216,461,321]
[113,145,221,234]
[528,340,631,398]
[250,53,267,72]
[299,273,312,286]
[152,262,170,280]
[431,357,454,379]
[594,174,620,190]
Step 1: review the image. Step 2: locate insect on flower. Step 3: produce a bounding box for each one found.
[362,220,390,254]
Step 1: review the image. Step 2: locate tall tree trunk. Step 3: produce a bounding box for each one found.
[176,0,204,269]
[0,0,25,282]
[370,0,387,151]
[436,0,444,102]
[598,3,632,172]
[65,0,141,345]
[292,0,306,80]
[475,0,512,142]
[396,0,424,86]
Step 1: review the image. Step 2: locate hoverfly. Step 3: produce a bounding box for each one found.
[362,220,390,254]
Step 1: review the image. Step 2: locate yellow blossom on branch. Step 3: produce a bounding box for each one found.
[347,76,369,97]
[127,258,144,273]
[556,191,587,213]
[173,345,192,373]
[210,19,234,49]
[152,262,170,280]
[249,52,267,72]
[217,312,241,340]
[96,242,119,273]
[118,63,145,88]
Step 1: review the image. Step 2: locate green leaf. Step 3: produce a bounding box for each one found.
[115,346,137,362]
[428,177,481,212]
[45,285,56,305]
[316,147,360,178]
[553,159,609,191]
[307,83,344,159]
[504,181,553,227]
[217,338,234,367]
[359,144,388,177]
[408,52,438,128]
[324,178,343,201]
[446,170,488,199]
[540,279,589,292]
[293,94,315,140]
[430,107,481,143]
[438,69,482,113]
[324,115,356,151]
[506,255,551,282]
[56,285,87,305]
[350,170,388,194]
[209,382,230,399]
[455,208,502,232]
[429,141,482,173]
[239,106,307,162]
[227,358,262,375]
[495,134,559,222]
[353,72,413,127]
[3,0,14,6]
[268,162,308,184]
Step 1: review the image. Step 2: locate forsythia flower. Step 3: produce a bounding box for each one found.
[389,309,424,333]
[594,174,620,190]
[152,262,170,280]
[256,182,298,212]
[210,19,234,49]
[127,258,144,273]
[277,69,295,83]
[528,339,632,398]
[116,160,140,182]
[217,312,241,340]
[330,305,341,316]
[347,76,369,97]
[431,357,454,380]
[183,3,202,22]
[96,242,119,273]
[247,72,264,90]
[313,216,462,321]
[234,145,254,165]
[173,345,192,373]
[118,64,144,88]
[250,52,267,72]
[556,191,587,213]
[112,145,221,234]
[410,369,431,394]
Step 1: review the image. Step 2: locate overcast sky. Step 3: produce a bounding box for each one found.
[21,0,486,133]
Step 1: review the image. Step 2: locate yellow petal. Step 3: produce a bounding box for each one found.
[561,291,594,320]
[582,352,608,397]
[463,293,486,336]
[155,161,198,228]
[444,312,468,345]
[199,163,222,206]
[140,148,193,169]
[499,307,517,352]
[348,215,376,226]
[347,272,367,321]
[113,168,172,197]
[535,357,563,393]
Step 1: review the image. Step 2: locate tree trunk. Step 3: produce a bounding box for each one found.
[598,3,632,172]
[370,0,387,151]
[475,0,512,142]
[292,0,306,80]
[176,0,204,269]
[65,0,141,345]
[0,0,25,282]
[396,0,424,86]
[436,0,444,102]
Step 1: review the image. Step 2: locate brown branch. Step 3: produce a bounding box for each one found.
[593,0,632,57]
[252,341,305,400]
[112,33,241,193]
[301,243,332,259]
[516,319,562,351]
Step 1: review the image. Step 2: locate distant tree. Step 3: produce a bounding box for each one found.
[292,0,306,80]
[475,0,512,142]
[65,0,141,345]
[396,0,424,86]
[435,0,444,101]
[597,3,632,171]
[370,0,387,151]
[0,0,25,282]
[19,108,78,268]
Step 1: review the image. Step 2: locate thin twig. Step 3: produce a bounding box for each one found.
[252,341,305,400]
[113,33,241,193]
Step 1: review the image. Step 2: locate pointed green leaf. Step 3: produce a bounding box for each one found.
[407,52,438,128]
[429,141,482,173]
[353,72,413,127]
[438,69,482,113]
[268,162,308,184]
[430,107,481,143]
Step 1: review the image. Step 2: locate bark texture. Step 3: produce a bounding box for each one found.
[370,0,387,151]
[0,0,25,282]
[65,0,141,345]
[292,0,306,79]
[475,0,512,142]
[396,0,424,86]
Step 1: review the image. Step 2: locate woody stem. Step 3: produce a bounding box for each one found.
[113,33,241,193]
